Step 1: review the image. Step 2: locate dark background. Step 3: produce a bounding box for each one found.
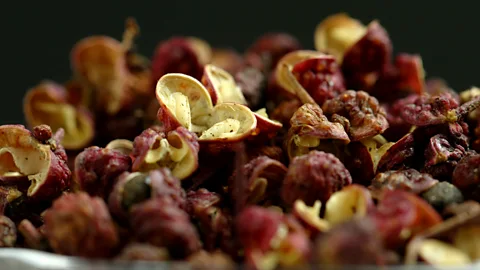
[3,1,479,125]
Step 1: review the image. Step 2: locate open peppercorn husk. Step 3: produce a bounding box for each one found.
[314,13,392,93]
[0,125,71,202]
[155,71,282,156]
[24,18,157,153]
[11,13,480,269]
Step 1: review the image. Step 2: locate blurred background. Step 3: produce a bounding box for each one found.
[3,1,479,124]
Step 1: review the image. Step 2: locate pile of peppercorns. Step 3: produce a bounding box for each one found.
[0,13,479,269]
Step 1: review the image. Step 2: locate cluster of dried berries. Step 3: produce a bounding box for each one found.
[1,13,479,268]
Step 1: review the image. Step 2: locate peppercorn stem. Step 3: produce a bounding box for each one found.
[456,95,480,118]
[122,17,139,52]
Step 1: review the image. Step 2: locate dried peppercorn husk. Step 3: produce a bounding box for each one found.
[43,192,120,258]
[13,12,480,268]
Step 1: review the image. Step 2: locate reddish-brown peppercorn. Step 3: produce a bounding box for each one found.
[282,150,352,206]
[43,192,119,258]
[130,197,201,259]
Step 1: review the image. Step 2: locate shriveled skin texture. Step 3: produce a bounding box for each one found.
[283,104,350,159]
[37,125,70,162]
[44,192,119,258]
[289,103,350,141]
[401,94,460,126]
[130,197,201,259]
[401,93,480,128]
[448,121,470,148]
[229,155,287,208]
[281,150,352,206]
[19,15,480,267]
[109,168,187,222]
[378,121,470,180]
[453,154,480,191]
[369,169,438,197]
[74,146,132,198]
[291,56,346,106]
[186,189,234,252]
[149,168,187,210]
[422,134,467,181]
[322,90,388,141]
[186,188,222,216]
[314,218,392,266]
[342,22,392,92]
[42,129,72,200]
[31,124,53,143]
[40,153,72,201]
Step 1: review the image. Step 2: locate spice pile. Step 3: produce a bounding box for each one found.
[0,13,479,268]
